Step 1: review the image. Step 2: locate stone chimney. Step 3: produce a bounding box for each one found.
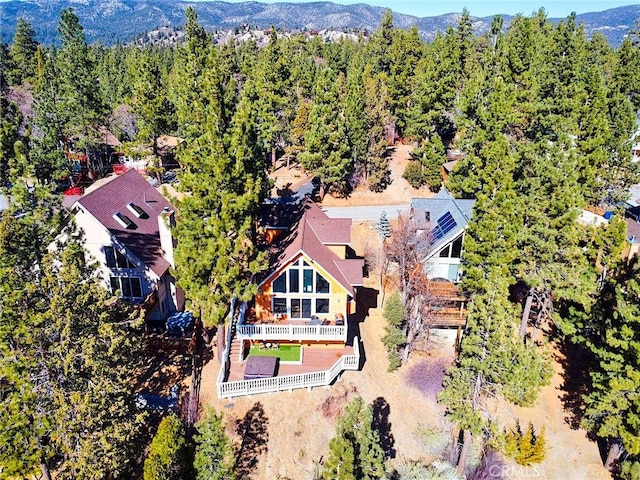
[158,207,176,268]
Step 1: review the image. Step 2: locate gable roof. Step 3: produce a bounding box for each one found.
[262,200,363,295]
[411,189,475,259]
[75,170,174,276]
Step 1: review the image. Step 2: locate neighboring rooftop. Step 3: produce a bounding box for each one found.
[411,188,475,258]
[75,170,174,276]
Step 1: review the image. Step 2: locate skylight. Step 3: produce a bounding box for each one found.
[113,212,136,229]
[127,202,147,218]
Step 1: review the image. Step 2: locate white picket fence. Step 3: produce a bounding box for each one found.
[217,337,360,398]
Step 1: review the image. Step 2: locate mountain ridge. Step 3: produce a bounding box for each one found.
[1,0,638,46]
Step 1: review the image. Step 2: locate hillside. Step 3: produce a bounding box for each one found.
[1,0,639,46]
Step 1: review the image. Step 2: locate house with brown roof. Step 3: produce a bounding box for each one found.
[70,170,182,322]
[217,200,364,398]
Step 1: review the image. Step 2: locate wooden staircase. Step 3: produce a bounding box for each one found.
[228,335,244,363]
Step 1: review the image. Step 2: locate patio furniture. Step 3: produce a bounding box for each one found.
[244,355,278,380]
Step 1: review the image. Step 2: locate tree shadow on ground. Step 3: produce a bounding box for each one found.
[134,336,193,395]
[372,396,396,459]
[348,286,379,343]
[233,402,269,479]
[555,337,593,430]
[346,286,379,370]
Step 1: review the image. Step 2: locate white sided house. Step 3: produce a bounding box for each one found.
[70,170,181,321]
[411,189,475,282]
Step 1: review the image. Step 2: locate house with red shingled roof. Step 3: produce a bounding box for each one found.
[254,200,363,326]
[217,200,364,398]
[70,170,182,321]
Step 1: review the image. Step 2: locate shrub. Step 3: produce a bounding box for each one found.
[393,460,462,480]
[406,357,450,399]
[416,426,450,456]
[500,422,546,466]
[386,349,403,372]
[382,294,406,371]
[403,160,426,188]
[319,384,358,419]
[143,413,189,480]
[468,449,506,480]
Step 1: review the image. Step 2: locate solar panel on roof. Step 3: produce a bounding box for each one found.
[434,211,457,240]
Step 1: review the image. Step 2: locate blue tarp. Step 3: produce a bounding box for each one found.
[166,311,194,335]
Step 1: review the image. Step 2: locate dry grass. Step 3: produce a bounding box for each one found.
[319,384,359,419]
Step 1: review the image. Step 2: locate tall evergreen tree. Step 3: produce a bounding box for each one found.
[55,8,107,143]
[173,9,268,327]
[299,66,352,195]
[323,396,385,480]
[9,18,38,84]
[582,261,640,476]
[194,407,235,480]
[31,46,68,182]
[0,96,22,186]
[132,50,176,154]
[0,215,145,478]
[144,413,189,480]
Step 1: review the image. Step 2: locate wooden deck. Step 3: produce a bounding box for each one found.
[226,345,355,382]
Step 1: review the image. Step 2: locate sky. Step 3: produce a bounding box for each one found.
[217,0,638,18]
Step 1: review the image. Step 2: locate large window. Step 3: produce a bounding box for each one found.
[104,246,135,269]
[110,276,143,299]
[437,235,464,259]
[272,258,331,294]
[270,258,331,318]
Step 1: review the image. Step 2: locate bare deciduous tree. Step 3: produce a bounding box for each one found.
[383,213,446,362]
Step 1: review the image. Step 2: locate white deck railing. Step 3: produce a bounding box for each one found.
[236,324,347,342]
[217,337,360,398]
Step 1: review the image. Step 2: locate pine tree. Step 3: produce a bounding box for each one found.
[502,422,546,466]
[299,66,352,195]
[363,65,391,191]
[31,46,68,183]
[172,8,268,327]
[39,239,146,479]
[381,292,405,371]
[9,18,38,84]
[408,133,445,192]
[324,396,385,480]
[323,436,356,480]
[386,26,424,135]
[582,262,640,474]
[131,50,175,154]
[0,96,22,186]
[251,28,291,166]
[194,407,235,480]
[55,8,107,143]
[144,413,189,480]
[376,211,392,240]
[0,213,145,478]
